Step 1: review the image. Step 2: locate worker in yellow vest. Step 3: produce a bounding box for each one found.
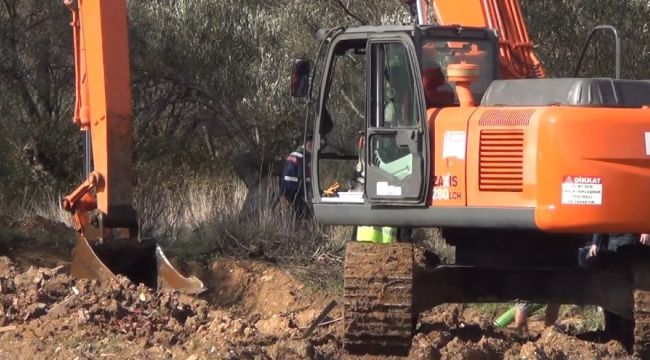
[356,226,397,243]
[349,132,400,244]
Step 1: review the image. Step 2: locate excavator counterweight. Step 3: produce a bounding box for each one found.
[62,0,204,294]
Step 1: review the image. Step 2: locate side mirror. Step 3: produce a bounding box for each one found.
[291,58,310,98]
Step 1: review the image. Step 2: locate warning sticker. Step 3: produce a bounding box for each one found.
[377,181,402,196]
[561,176,602,205]
[442,131,466,159]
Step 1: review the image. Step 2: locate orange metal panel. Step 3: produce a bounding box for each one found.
[465,107,538,208]
[78,0,134,217]
[534,107,650,233]
[428,107,474,206]
[430,0,545,78]
[431,0,488,27]
[435,104,650,233]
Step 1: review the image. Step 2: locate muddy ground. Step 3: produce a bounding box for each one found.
[0,216,640,359]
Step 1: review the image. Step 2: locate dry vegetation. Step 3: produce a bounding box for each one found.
[1,1,649,357]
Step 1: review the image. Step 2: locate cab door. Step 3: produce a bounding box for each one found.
[365,34,430,205]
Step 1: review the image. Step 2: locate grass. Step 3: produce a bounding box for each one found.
[138,176,344,256]
[470,303,514,318]
[2,177,615,330]
[413,227,455,263]
[130,174,352,291]
[2,173,351,289]
[28,194,74,228]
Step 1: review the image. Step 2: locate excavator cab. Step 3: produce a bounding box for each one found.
[416,26,498,105]
[303,28,430,223]
[295,25,498,226]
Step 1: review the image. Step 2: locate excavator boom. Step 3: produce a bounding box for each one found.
[417,0,545,78]
[64,0,136,224]
[62,0,204,294]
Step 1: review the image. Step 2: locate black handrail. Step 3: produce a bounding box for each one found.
[574,25,621,79]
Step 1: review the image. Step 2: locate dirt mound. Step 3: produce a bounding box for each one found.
[409,304,634,360]
[0,220,642,359]
[1,251,634,359]
[14,215,73,237]
[0,254,341,359]
[204,259,298,312]
[0,257,208,346]
[0,215,74,269]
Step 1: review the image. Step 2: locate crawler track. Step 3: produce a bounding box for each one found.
[343,242,414,355]
[634,261,650,358]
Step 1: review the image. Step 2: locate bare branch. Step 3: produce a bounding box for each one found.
[2,0,13,17]
[341,93,363,120]
[330,0,367,25]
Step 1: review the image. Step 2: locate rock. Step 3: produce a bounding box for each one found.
[24,303,47,321]
[243,326,254,338]
[479,336,510,358]
[0,257,14,275]
[105,299,127,317]
[428,329,454,349]
[255,315,290,335]
[32,271,44,285]
[231,319,245,334]
[520,343,548,360]
[152,331,175,346]
[78,309,89,324]
[271,339,314,360]
[441,338,489,360]
[411,333,441,359]
[0,325,16,333]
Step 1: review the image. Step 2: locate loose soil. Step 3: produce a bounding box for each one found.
[0,216,640,359]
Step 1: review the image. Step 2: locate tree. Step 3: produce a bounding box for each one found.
[521,0,650,79]
[0,0,79,196]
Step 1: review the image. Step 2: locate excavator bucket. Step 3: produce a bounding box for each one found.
[60,0,205,295]
[70,236,206,294]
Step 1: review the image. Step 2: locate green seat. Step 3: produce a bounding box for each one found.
[376,152,412,180]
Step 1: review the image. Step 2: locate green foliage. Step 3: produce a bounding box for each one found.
[126,0,408,169]
[521,0,650,79]
[0,0,402,204]
[0,0,80,198]
[1,0,650,207]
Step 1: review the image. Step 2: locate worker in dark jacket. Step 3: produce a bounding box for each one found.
[580,232,650,267]
[511,233,650,331]
[280,136,313,218]
[579,232,650,336]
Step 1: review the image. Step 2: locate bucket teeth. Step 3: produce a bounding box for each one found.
[70,236,116,282]
[70,237,205,294]
[155,245,206,294]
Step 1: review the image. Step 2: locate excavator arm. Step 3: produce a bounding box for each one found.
[63,0,136,227]
[61,0,204,294]
[412,0,545,79]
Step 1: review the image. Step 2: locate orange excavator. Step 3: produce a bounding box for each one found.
[292,0,650,356]
[61,0,204,294]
